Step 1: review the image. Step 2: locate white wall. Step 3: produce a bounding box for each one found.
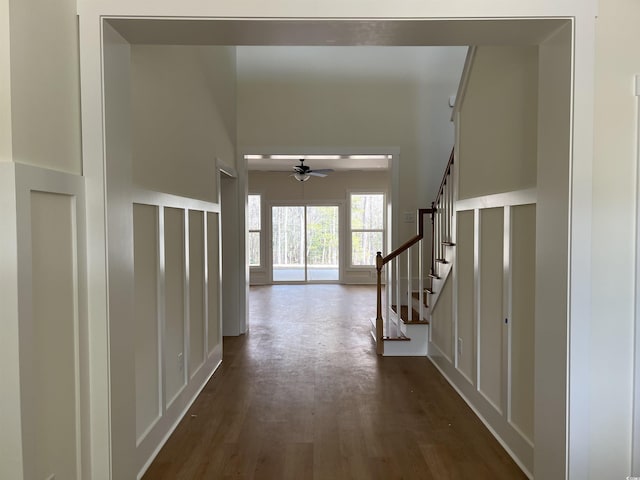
[237,47,466,242]
[132,45,237,201]
[0,0,11,163]
[592,0,640,476]
[458,47,538,199]
[249,170,389,284]
[7,0,81,173]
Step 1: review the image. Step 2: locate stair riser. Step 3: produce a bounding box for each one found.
[383,325,429,356]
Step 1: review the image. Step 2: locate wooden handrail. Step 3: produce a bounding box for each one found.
[379,208,434,266]
[434,148,455,207]
[381,235,421,265]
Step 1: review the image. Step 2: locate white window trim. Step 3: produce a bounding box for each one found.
[248,192,264,270]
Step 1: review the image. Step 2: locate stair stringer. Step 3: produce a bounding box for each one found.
[428,243,456,312]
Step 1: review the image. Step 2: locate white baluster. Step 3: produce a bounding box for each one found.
[407,248,412,324]
[418,234,424,322]
[395,256,401,336]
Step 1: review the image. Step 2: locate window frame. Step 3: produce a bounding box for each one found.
[247,193,263,269]
[269,200,343,284]
[348,191,386,268]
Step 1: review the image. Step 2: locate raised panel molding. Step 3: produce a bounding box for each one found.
[8,163,86,480]
[429,194,536,476]
[188,210,206,378]
[133,203,161,444]
[30,191,79,480]
[163,207,187,408]
[478,207,504,414]
[130,195,223,477]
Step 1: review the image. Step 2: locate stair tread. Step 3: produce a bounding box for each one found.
[382,335,411,341]
[435,258,449,264]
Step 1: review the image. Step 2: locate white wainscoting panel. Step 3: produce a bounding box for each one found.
[431,273,454,361]
[133,203,160,443]
[509,204,536,443]
[478,207,504,414]
[188,210,206,377]
[456,210,475,384]
[163,207,186,407]
[30,191,79,480]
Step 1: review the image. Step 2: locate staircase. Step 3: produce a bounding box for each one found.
[372,149,455,356]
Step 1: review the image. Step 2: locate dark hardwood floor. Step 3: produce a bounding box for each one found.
[143,285,526,479]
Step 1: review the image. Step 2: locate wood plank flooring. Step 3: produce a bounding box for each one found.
[143,285,526,480]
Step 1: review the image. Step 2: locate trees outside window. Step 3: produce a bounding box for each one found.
[248,194,261,267]
[350,193,384,266]
[272,205,339,282]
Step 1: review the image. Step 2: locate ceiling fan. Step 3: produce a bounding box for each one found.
[291,159,334,182]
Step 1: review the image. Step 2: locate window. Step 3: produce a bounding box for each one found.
[248,194,261,267]
[350,193,385,266]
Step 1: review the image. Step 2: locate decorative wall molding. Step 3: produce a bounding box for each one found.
[456,188,537,212]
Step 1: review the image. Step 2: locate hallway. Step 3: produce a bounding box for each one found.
[143,285,526,479]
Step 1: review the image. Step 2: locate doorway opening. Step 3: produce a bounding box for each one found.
[244,151,396,286]
[93,16,579,480]
[220,169,242,335]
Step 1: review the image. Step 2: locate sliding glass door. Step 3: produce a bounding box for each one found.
[272,205,339,282]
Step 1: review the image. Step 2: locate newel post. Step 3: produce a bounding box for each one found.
[375,251,384,355]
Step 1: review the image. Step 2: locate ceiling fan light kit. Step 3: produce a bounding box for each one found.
[294,172,311,182]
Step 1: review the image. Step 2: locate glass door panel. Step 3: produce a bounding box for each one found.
[272,206,305,282]
[306,206,339,281]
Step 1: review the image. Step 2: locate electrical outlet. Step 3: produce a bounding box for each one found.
[177,352,184,371]
[457,337,463,357]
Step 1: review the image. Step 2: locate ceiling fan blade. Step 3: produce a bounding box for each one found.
[308,171,328,177]
[309,169,334,174]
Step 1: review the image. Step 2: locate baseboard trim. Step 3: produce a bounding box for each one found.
[427,355,533,480]
[137,358,222,480]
